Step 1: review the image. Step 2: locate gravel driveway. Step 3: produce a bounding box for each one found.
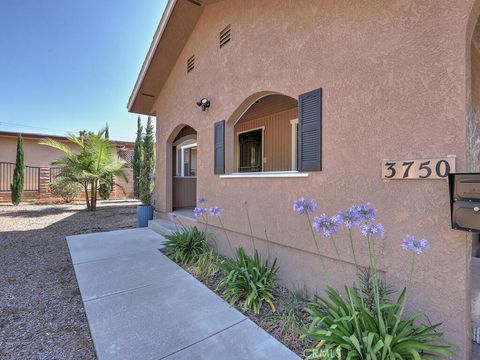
[0,201,138,360]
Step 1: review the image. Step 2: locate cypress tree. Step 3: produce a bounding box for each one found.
[99,123,114,200]
[133,116,144,198]
[140,117,155,205]
[11,134,24,205]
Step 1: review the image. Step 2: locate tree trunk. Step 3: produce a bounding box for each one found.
[90,179,98,211]
[84,182,91,211]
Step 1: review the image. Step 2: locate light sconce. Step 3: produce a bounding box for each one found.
[196,98,210,111]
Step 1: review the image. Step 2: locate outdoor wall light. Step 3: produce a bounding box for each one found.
[196,98,210,111]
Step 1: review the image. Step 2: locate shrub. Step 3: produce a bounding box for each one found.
[163,227,207,264]
[305,286,453,359]
[217,246,278,314]
[11,134,24,205]
[98,175,113,200]
[191,249,219,282]
[49,178,82,203]
[292,199,454,359]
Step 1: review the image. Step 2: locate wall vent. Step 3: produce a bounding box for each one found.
[219,25,231,48]
[187,55,195,73]
[187,0,203,6]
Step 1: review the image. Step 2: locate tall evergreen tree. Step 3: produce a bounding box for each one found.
[99,123,114,200]
[133,116,144,198]
[140,117,155,205]
[11,134,24,205]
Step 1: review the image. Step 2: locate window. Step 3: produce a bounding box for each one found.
[238,129,263,172]
[176,142,197,176]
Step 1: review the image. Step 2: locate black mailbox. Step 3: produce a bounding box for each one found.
[449,173,480,232]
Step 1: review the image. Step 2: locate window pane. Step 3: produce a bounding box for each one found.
[239,129,262,172]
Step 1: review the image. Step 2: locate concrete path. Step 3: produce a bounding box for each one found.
[67,228,300,360]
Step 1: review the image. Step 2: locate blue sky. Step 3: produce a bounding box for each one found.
[0,0,167,141]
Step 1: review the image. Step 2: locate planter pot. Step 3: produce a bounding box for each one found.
[137,204,154,228]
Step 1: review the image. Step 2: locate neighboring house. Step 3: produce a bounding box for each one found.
[127,1,480,358]
[0,130,134,201]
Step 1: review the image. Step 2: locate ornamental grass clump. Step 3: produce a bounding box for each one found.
[163,226,207,265]
[217,246,278,314]
[291,199,454,359]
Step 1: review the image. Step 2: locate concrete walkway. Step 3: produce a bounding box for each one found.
[67,228,300,360]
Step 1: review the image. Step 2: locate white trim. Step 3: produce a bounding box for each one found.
[127,0,177,111]
[177,142,197,177]
[219,171,309,179]
[290,118,298,171]
[236,127,265,172]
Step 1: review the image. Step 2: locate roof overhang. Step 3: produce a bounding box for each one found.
[127,0,208,115]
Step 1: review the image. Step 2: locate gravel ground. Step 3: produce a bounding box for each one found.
[0,201,138,360]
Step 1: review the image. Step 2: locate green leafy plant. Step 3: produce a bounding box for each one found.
[11,134,24,205]
[217,246,278,314]
[261,290,310,350]
[98,175,114,200]
[49,177,82,203]
[191,249,219,282]
[304,286,453,359]
[39,129,128,211]
[163,227,207,264]
[356,267,395,313]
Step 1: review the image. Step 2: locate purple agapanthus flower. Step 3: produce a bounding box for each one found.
[353,203,377,222]
[209,206,223,217]
[402,235,429,255]
[313,214,342,237]
[148,172,156,181]
[193,207,208,218]
[337,207,361,228]
[198,195,207,204]
[293,197,317,215]
[169,212,177,221]
[360,223,384,239]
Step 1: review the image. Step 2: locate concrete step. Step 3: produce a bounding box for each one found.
[148,218,179,236]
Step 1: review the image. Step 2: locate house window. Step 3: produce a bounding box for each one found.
[238,129,263,172]
[176,142,197,176]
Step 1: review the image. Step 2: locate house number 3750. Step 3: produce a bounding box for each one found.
[381,157,456,180]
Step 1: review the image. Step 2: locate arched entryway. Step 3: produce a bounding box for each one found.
[171,125,197,210]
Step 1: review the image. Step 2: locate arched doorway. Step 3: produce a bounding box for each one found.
[228,93,299,173]
[171,125,197,210]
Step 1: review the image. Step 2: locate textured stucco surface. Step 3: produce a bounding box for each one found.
[145,1,480,358]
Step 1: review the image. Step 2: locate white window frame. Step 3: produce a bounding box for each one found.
[236,126,265,172]
[290,118,298,171]
[176,142,197,177]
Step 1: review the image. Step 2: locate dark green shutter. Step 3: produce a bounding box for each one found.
[298,88,322,172]
[214,120,225,174]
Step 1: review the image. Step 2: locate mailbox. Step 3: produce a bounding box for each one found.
[449,173,480,232]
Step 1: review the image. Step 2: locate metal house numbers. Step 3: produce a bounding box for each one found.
[382,156,456,180]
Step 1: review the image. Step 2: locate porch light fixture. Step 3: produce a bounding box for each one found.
[196,98,210,111]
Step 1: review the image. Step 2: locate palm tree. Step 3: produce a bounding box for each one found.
[40,129,128,211]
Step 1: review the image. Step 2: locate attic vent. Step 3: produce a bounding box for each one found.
[187,55,195,73]
[219,25,231,48]
[187,0,202,5]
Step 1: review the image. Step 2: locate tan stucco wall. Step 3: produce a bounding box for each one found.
[149,1,480,357]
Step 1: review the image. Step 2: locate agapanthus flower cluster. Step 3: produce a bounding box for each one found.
[313,214,342,237]
[293,197,317,215]
[353,203,377,222]
[402,235,429,254]
[193,207,208,219]
[169,212,177,221]
[148,172,156,181]
[360,223,385,240]
[198,195,207,204]
[337,208,362,228]
[209,206,223,217]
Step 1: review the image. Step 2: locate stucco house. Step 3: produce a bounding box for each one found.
[0,130,134,202]
[127,1,480,358]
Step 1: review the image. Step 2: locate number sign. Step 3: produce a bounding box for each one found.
[382,157,455,180]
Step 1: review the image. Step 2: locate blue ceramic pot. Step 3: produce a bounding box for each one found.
[137,204,154,227]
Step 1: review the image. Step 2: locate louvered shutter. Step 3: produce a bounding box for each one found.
[214,120,225,174]
[298,89,322,172]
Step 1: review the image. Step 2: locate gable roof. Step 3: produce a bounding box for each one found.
[127,0,209,115]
